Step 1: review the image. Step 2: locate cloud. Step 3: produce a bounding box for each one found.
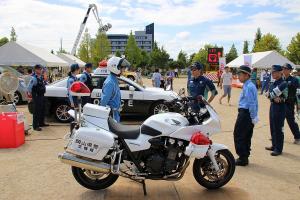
[175,31,190,40]
[124,0,239,26]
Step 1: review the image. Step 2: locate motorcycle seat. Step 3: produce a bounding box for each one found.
[108,117,140,139]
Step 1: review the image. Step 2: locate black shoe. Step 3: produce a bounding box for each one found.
[33,127,42,131]
[235,157,249,166]
[40,124,49,127]
[265,146,274,151]
[271,151,281,156]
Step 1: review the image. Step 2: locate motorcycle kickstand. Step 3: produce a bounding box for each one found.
[142,180,147,196]
[132,179,147,196]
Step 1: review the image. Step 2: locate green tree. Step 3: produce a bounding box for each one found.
[139,50,150,67]
[125,31,142,68]
[192,44,214,71]
[78,29,92,63]
[188,53,196,66]
[226,44,238,63]
[253,33,282,53]
[252,27,262,52]
[10,27,17,41]
[91,29,111,66]
[243,40,249,54]
[177,50,188,68]
[150,42,170,68]
[286,33,300,65]
[115,50,122,57]
[0,37,9,47]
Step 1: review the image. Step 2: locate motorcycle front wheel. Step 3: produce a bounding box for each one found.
[193,149,235,189]
[72,166,119,190]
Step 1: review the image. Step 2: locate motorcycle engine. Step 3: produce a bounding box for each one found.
[143,137,187,175]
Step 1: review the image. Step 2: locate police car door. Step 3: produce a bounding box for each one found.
[90,75,106,104]
[118,77,143,113]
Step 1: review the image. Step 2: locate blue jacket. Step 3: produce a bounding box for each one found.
[188,76,218,111]
[238,79,258,120]
[67,74,78,104]
[100,73,121,110]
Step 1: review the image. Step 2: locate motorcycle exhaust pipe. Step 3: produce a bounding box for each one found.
[58,152,111,174]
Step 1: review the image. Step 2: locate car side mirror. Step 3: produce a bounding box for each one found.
[129,85,135,91]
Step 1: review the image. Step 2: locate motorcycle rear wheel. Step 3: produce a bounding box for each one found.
[193,149,235,189]
[72,166,119,190]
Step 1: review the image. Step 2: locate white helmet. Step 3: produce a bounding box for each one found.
[107,56,130,75]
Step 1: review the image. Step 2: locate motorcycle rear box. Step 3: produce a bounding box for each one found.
[67,127,114,160]
[83,104,111,119]
[0,112,25,148]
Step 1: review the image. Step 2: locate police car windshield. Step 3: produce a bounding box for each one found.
[119,76,144,91]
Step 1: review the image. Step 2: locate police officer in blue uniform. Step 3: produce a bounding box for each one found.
[265,65,288,156]
[233,65,258,166]
[282,63,300,144]
[188,62,218,111]
[67,64,80,108]
[27,64,48,131]
[80,63,93,105]
[100,57,130,122]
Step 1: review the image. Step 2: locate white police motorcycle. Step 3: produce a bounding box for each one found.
[58,82,235,195]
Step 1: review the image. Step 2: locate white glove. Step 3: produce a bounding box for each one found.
[252,116,259,125]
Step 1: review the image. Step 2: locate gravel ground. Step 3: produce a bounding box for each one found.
[0,77,299,200]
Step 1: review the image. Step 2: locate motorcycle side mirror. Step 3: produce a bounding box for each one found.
[178,88,185,96]
[165,84,171,91]
[69,82,91,97]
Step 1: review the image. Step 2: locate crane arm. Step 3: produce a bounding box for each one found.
[71,4,111,55]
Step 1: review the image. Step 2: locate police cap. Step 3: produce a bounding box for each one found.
[70,63,80,71]
[191,62,203,70]
[85,63,93,68]
[282,63,293,70]
[34,64,42,69]
[238,65,251,75]
[271,65,282,72]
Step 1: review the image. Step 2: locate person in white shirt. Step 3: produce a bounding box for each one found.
[152,69,162,88]
[219,66,233,105]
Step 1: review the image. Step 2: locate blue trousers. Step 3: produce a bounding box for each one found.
[32,95,45,129]
[270,103,285,153]
[233,109,254,158]
[112,110,120,122]
[285,103,300,140]
[261,81,269,94]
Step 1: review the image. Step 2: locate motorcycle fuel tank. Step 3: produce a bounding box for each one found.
[142,112,189,136]
[67,127,114,160]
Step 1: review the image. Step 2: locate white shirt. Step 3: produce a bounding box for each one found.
[221,72,232,86]
[260,70,266,81]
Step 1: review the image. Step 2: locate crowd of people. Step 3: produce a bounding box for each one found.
[186,62,300,166]
[26,58,299,166]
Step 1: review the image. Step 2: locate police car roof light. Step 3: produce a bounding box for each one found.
[70,82,90,97]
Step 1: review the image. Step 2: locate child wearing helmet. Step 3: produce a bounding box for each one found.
[100,56,130,122]
[67,63,80,108]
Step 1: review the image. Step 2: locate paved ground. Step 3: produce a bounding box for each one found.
[0,77,300,200]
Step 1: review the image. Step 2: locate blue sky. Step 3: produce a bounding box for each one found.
[0,0,299,59]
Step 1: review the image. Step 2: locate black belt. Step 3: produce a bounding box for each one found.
[238,108,249,112]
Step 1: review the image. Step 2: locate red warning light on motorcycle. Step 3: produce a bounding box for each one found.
[207,48,223,64]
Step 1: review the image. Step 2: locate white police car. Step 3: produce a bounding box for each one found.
[45,67,180,122]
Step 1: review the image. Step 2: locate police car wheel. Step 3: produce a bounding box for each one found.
[151,102,169,115]
[13,92,22,105]
[54,103,71,123]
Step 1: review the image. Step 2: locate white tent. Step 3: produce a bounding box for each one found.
[0,41,68,67]
[57,53,86,67]
[227,50,295,69]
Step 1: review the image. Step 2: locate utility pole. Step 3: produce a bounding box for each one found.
[60,38,63,53]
